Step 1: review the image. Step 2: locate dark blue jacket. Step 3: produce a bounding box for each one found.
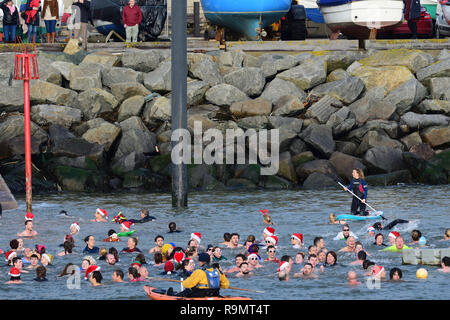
[347,179,368,199]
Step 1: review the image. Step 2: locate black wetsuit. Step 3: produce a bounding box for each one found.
[347,178,368,215]
[382,219,409,230]
[128,215,156,224]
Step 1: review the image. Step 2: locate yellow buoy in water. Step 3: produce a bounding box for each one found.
[416,268,428,279]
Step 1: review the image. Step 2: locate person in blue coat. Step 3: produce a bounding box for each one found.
[343,168,368,215]
[404,0,421,39]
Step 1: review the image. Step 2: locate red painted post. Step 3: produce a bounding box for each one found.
[13,41,39,215]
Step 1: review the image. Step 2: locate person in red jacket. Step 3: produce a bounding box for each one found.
[122,0,142,43]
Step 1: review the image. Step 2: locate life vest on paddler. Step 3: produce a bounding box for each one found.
[24,0,40,24]
[196,267,221,289]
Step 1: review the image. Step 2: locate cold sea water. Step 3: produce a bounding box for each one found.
[1,184,449,300]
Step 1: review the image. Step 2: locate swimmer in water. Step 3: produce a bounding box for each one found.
[294,252,305,265]
[442,229,450,241]
[220,233,231,247]
[438,257,450,273]
[371,265,386,280]
[17,220,38,237]
[34,266,48,282]
[70,222,80,236]
[168,222,181,233]
[235,262,253,278]
[149,235,164,254]
[225,254,246,273]
[265,245,280,263]
[324,251,338,267]
[58,210,70,217]
[389,267,404,281]
[5,267,22,284]
[26,254,40,269]
[374,233,387,247]
[247,253,263,270]
[226,233,243,249]
[308,245,318,256]
[350,250,367,266]
[314,237,326,252]
[291,233,303,249]
[293,263,318,279]
[329,213,346,225]
[339,236,357,253]
[102,229,121,242]
[347,271,360,285]
[91,208,108,222]
[112,269,124,283]
[334,224,358,241]
[127,209,156,224]
[89,270,103,286]
[372,219,410,231]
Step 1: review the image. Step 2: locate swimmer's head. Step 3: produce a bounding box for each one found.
[373,222,383,231]
[329,214,336,223]
[59,210,68,216]
[347,271,357,282]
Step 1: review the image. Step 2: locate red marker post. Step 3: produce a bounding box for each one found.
[13,41,39,214]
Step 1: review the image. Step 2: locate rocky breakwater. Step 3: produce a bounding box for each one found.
[0,47,449,194]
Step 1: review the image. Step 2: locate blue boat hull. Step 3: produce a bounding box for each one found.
[306,8,325,23]
[200,0,292,40]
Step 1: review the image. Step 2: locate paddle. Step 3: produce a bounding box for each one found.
[146,277,265,294]
[337,181,387,220]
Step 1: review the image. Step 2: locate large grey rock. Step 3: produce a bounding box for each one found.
[300,124,336,157]
[260,59,278,78]
[205,83,249,106]
[429,77,450,101]
[305,95,342,124]
[143,60,171,92]
[39,61,62,86]
[348,95,397,125]
[49,124,104,162]
[329,151,366,181]
[272,95,306,117]
[77,88,119,120]
[336,141,358,155]
[346,120,399,142]
[311,76,365,104]
[277,57,327,90]
[302,172,337,189]
[121,49,163,72]
[289,138,308,155]
[384,78,428,115]
[51,61,77,81]
[365,170,413,186]
[117,95,145,122]
[0,53,14,84]
[31,104,82,128]
[223,67,266,97]
[296,159,338,181]
[81,119,121,152]
[0,84,23,112]
[69,63,103,91]
[102,67,142,88]
[326,107,356,136]
[80,52,120,67]
[420,126,450,147]
[415,99,450,115]
[112,116,157,172]
[403,151,447,185]
[277,151,298,183]
[187,104,221,119]
[268,116,303,150]
[327,68,351,82]
[400,112,450,130]
[143,96,171,122]
[400,131,423,150]
[30,80,78,107]
[230,98,272,118]
[324,51,369,73]
[356,130,404,155]
[0,115,48,155]
[416,59,450,85]
[189,58,223,86]
[237,116,270,130]
[363,146,406,173]
[187,80,210,106]
[260,78,307,105]
[438,49,450,61]
[217,51,246,68]
[110,82,150,103]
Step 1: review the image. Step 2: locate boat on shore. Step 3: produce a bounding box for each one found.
[200,0,292,40]
[144,285,252,300]
[317,0,404,39]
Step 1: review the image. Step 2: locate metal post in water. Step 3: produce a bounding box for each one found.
[171,0,188,208]
[194,1,200,37]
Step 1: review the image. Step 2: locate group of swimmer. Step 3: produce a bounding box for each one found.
[1,168,449,297]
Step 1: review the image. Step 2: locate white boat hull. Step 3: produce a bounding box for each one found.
[320,0,404,30]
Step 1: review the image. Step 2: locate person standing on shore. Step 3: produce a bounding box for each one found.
[42,0,59,43]
[24,0,41,43]
[122,0,142,43]
[0,0,19,43]
[403,0,421,39]
[72,0,90,50]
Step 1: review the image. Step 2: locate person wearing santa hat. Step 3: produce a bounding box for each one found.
[265,235,278,247]
[91,208,108,222]
[291,233,303,249]
[17,220,38,237]
[387,231,401,245]
[261,227,275,243]
[247,253,263,270]
[265,245,280,263]
[6,267,22,284]
[190,232,202,246]
[371,265,386,280]
[25,212,34,221]
[70,222,80,235]
[120,220,134,233]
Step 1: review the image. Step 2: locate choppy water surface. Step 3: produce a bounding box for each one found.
[1,185,449,300]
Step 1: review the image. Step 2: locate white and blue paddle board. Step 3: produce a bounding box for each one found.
[336,212,384,221]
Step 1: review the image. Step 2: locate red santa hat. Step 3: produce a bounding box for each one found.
[292,233,303,244]
[266,235,278,246]
[85,265,100,280]
[164,260,175,273]
[96,208,108,218]
[388,231,400,239]
[70,222,80,233]
[5,250,17,262]
[190,232,201,244]
[25,212,34,221]
[8,267,21,278]
[277,261,289,272]
[121,221,133,231]
[174,252,185,264]
[263,227,275,237]
[372,265,385,277]
[247,253,260,260]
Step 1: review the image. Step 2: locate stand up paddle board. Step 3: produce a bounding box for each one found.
[336,212,384,221]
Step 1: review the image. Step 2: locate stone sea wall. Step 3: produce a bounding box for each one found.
[0,47,449,194]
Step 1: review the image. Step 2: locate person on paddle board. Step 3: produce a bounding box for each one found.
[343,168,368,215]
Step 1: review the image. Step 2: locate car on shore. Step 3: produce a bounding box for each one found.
[436,0,450,37]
